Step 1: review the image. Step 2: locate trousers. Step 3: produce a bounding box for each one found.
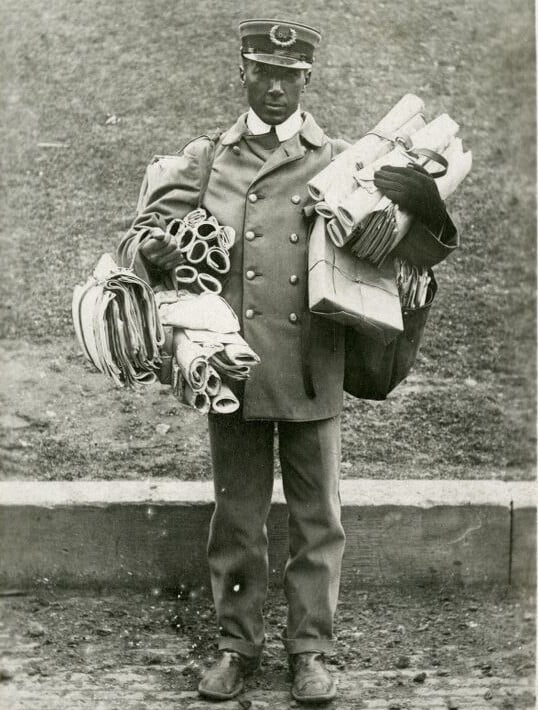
[206,411,346,658]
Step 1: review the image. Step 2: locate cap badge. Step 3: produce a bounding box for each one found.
[269,24,297,48]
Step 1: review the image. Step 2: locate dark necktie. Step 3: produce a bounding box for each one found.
[253,125,280,150]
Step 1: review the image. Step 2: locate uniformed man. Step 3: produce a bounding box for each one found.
[118,18,457,704]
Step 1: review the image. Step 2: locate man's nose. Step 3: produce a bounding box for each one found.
[268,78,284,95]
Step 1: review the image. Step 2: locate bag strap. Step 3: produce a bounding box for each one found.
[197,130,222,208]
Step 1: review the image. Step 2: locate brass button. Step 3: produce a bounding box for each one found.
[245,230,255,241]
[291,194,301,204]
[246,270,256,280]
[288,312,298,323]
[289,274,299,285]
[289,233,299,244]
[245,309,255,319]
[232,145,241,155]
[248,193,258,203]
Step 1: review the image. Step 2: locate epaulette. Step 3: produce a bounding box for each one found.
[176,130,222,155]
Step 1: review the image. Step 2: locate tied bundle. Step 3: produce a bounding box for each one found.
[308,94,472,266]
[157,291,260,414]
[72,253,164,387]
[167,208,235,294]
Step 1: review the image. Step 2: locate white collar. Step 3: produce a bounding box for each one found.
[246,107,303,142]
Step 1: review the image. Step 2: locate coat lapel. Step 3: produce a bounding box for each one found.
[221,112,327,189]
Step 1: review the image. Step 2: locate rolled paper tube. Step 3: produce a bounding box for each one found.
[184,208,208,227]
[179,227,197,253]
[173,330,209,392]
[217,225,236,250]
[197,272,222,294]
[336,113,460,231]
[166,218,186,244]
[183,382,211,414]
[206,246,230,274]
[327,218,348,248]
[196,221,220,241]
[314,201,336,219]
[307,94,426,200]
[186,239,209,264]
[320,112,427,214]
[222,342,260,366]
[174,265,198,284]
[210,383,240,414]
[205,366,222,397]
[210,356,251,379]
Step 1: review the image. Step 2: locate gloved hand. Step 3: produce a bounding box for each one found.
[140,227,184,271]
[373,163,447,233]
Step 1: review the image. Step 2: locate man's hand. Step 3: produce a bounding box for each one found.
[373,164,447,233]
[140,227,184,271]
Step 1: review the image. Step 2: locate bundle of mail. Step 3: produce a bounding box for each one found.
[72,254,260,415]
[307,93,472,265]
[72,253,165,387]
[157,290,260,414]
[395,258,432,310]
[166,208,235,294]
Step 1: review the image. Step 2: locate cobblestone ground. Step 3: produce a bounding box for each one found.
[0,584,535,709]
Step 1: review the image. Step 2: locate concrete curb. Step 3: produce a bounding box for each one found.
[0,479,535,590]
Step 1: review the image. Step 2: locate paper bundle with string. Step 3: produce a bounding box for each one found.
[307,94,472,266]
[166,207,235,294]
[157,290,260,414]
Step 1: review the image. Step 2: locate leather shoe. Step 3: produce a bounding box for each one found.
[289,652,337,704]
[198,650,258,701]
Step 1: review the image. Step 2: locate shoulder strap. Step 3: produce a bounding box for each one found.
[197,130,222,208]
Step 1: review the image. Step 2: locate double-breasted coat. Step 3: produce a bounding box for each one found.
[118,112,458,421]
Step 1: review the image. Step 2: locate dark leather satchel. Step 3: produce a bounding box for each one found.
[343,271,437,400]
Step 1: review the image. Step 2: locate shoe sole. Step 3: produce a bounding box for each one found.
[291,687,337,704]
[198,680,244,701]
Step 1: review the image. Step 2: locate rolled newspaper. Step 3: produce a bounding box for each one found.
[217,226,236,250]
[175,264,198,284]
[196,220,220,241]
[210,383,240,414]
[308,93,426,202]
[173,330,209,392]
[336,113,460,233]
[197,272,222,293]
[187,240,209,264]
[206,366,222,397]
[206,246,231,274]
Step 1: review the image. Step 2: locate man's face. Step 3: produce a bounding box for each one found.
[240,59,311,125]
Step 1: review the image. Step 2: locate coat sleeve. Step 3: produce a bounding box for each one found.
[389,212,459,268]
[116,136,215,285]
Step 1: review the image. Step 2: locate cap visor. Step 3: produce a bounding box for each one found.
[242,52,312,70]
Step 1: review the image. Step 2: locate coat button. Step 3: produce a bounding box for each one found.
[248,193,258,203]
[289,274,299,285]
[291,194,301,204]
[245,309,255,319]
[288,312,298,323]
[246,270,256,280]
[289,233,299,244]
[232,145,241,155]
[245,230,255,241]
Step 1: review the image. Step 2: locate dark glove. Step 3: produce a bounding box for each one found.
[373,163,447,234]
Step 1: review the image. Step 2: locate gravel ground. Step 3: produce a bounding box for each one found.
[0,583,535,709]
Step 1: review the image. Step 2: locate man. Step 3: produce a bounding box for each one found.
[118,18,457,704]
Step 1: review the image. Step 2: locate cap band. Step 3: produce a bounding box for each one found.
[241,34,314,64]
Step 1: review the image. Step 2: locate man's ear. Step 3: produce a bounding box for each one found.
[239,64,246,86]
[304,70,312,88]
